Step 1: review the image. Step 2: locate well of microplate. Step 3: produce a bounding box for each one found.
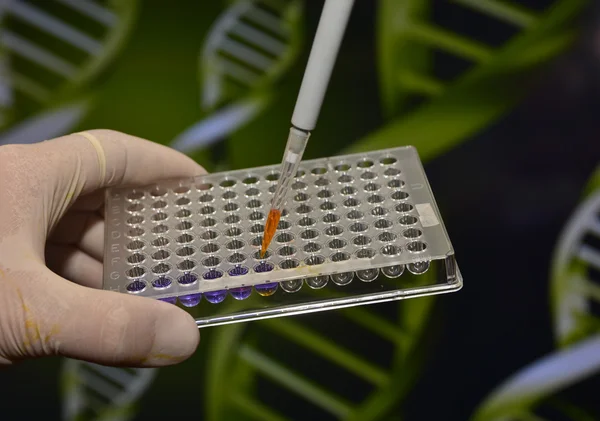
[103,146,462,327]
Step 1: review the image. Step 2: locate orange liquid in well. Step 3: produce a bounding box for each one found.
[261,209,281,257]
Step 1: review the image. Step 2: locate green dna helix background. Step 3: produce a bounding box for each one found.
[1,0,599,420]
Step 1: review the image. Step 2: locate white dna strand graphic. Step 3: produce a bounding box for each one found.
[170,0,303,153]
[0,0,137,145]
[551,180,600,346]
[472,169,600,421]
[472,334,600,421]
[61,359,157,421]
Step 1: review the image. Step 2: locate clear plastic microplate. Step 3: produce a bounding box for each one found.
[103,146,462,327]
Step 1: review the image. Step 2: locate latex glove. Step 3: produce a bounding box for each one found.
[0,130,203,367]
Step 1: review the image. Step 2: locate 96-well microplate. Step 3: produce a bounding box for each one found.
[103,146,462,327]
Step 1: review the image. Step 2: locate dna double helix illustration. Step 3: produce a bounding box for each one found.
[0,0,138,145]
[0,1,596,420]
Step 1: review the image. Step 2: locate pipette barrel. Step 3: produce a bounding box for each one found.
[291,0,355,131]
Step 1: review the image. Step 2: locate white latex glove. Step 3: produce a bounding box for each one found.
[0,130,203,367]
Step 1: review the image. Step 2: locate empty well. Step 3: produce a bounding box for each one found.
[104,146,462,327]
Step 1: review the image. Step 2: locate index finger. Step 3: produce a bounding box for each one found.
[39,129,206,194]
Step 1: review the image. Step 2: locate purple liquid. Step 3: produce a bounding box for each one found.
[179,293,202,307]
[159,297,177,304]
[254,262,274,273]
[230,286,252,300]
[229,266,249,276]
[152,277,172,289]
[205,290,227,304]
[126,280,146,292]
[178,273,198,285]
[255,282,278,297]
[202,270,223,280]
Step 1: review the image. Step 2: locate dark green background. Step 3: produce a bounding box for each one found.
[2,1,600,420]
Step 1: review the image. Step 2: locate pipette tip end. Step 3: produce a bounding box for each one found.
[260,208,282,258]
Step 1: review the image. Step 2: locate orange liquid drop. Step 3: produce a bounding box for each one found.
[261,209,281,257]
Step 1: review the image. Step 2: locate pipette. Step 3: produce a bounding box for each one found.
[260,0,355,257]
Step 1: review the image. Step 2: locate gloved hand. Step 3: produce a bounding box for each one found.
[0,130,202,367]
